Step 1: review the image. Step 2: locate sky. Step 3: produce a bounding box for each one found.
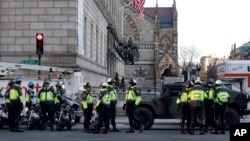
[144,0,250,58]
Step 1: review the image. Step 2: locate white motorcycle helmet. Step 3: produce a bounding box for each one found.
[215,80,222,85]
[101,82,108,87]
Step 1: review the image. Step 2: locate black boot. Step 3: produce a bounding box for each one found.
[93,128,100,134]
[200,124,204,135]
[187,127,191,134]
[220,124,225,134]
[49,123,54,131]
[140,124,144,133]
[113,126,121,132]
[211,121,219,134]
[190,126,194,135]
[125,127,135,133]
[181,125,185,134]
[102,128,108,134]
[204,126,208,133]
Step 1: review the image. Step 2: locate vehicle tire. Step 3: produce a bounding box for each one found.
[89,119,98,132]
[135,107,154,130]
[224,108,240,129]
[0,120,4,129]
[56,120,64,131]
[27,121,34,130]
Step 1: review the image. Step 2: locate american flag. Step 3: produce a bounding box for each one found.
[132,0,145,20]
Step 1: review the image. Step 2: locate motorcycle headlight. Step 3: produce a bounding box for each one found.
[65,105,71,111]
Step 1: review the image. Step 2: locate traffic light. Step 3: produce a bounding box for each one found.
[36,33,44,55]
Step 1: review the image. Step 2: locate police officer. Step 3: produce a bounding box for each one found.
[3,79,15,128]
[94,82,110,134]
[54,81,65,111]
[4,79,15,112]
[37,79,56,131]
[188,79,207,135]
[176,80,192,134]
[81,82,94,132]
[8,77,24,132]
[212,80,230,134]
[25,82,35,109]
[123,79,144,133]
[204,79,216,133]
[107,78,120,132]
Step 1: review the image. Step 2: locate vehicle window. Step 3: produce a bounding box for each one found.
[223,84,232,90]
[169,87,183,97]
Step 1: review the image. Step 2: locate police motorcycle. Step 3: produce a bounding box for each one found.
[54,94,80,131]
[89,109,99,132]
[26,105,42,130]
[0,105,9,129]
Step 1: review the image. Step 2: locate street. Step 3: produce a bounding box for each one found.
[0,117,231,141]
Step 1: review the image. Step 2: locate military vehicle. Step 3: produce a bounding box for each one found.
[136,82,250,130]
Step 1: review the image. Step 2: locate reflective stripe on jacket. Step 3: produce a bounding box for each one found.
[215,86,230,105]
[96,88,110,107]
[108,85,118,102]
[38,87,55,105]
[125,86,141,106]
[81,89,94,109]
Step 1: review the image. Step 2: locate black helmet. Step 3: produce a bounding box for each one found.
[14,77,22,83]
[128,79,137,85]
[84,82,91,88]
[8,79,15,85]
[55,81,63,87]
[43,79,50,84]
[185,80,193,87]
[207,79,214,84]
[28,82,35,88]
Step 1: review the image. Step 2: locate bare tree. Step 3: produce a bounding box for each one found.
[178,46,201,71]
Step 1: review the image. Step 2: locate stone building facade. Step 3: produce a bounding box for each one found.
[122,0,179,87]
[0,0,179,88]
[0,0,125,87]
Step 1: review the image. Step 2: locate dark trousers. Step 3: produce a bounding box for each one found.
[214,105,227,132]
[83,107,93,130]
[190,106,204,130]
[109,102,117,128]
[40,104,55,125]
[205,103,215,130]
[180,105,191,129]
[97,105,110,130]
[9,102,22,130]
[126,104,141,129]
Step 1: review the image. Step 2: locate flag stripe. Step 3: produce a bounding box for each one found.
[132,0,145,20]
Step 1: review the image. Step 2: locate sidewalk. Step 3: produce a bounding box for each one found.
[115,116,250,125]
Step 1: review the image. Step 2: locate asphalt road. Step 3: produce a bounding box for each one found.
[0,117,232,141]
[0,125,230,141]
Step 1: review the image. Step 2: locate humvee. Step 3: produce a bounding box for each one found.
[136,82,250,130]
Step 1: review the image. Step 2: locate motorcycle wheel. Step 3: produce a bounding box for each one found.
[89,120,98,132]
[56,120,64,131]
[27,121,34,130]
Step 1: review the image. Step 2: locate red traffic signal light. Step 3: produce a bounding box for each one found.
[36,33,44,55]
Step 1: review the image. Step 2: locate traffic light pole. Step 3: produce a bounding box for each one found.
[38,54,41,78]
[36,33,44,79]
